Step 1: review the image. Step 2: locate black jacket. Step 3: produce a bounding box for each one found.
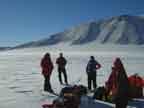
[56,57,67,68]
[86,59,99,73]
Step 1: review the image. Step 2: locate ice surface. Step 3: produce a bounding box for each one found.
[0,45,144,108]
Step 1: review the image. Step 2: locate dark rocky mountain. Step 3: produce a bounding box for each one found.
[0,47,11,51]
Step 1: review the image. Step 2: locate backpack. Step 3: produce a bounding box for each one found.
[59,86,80,108]
[93,86,105,100]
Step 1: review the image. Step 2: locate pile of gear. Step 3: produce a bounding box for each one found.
[42,85,87,108]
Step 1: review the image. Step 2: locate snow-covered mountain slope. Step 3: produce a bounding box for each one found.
[13,15,144,49]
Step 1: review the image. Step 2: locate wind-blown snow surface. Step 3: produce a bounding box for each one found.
[0,45,144,108]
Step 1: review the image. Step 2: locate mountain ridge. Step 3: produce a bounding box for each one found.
[0,47,11,51]
[13,15,144,49]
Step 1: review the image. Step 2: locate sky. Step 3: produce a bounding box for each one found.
[0,0,144,47]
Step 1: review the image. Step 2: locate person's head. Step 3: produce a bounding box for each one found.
[134,73,138,76]
[90,56,95,60]
[134,73,139,78]
[113,57,123,69]
[44,53,51,59]
[59,53,63,57]
[113,57,128,81]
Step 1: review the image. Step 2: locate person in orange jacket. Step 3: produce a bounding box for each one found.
[41,53,54,92]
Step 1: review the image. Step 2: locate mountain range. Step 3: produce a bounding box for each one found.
[0,47,11,51]
[12,15,144,49]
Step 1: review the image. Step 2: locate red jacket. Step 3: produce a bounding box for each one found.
[128,75,144,88]
[107,68,117,96]
[107,58,130,98]
[41,58,53,76]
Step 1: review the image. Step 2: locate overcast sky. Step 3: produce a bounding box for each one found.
[0,0,144,46]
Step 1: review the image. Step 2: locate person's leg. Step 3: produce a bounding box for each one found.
[115,101,128,108]
[44,75,48,91]
[116,104,126,108]
[115,103,121,108]
[63,68,68,84]
[47,76,53,92]
[92,73,97,89]
[93,78,97,90]
[88,74,91,90]
[44,75,52,92]
[58,68,63,84]
[121,101,128,108]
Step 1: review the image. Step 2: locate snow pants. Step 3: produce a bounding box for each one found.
[44,75,52,92]
[58,67,68,84]
[87,72,97,90]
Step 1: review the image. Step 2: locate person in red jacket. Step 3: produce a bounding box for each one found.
[107,58,130,108]
[41,53,54,92]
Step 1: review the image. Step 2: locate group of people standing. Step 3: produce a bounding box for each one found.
[40,52,131,108]
[40,53,101,93]
[40,52,68,92]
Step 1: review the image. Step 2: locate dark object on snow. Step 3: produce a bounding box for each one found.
[42,103,53,108]
[77,85,88,96]
[42,85,87,108]
[58,85,87,108]
[41,53,54,92]
[93,86,105,100]
[86,56,101,90]
[53,98,65,108]
[61,87,80,108]
[92,86,111,102]
[56,53,68,84]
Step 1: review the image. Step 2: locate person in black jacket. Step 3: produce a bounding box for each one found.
[56,53,68,85]
[86,56,101,90]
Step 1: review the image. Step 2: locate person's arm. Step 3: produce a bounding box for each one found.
[40,59,44,75]
[96,63,101,69]
[48,62,54,76]
[51,62,54,71]
[86,62,89,73]
[96,61,101,69]
[64,58,67,65]
[56,58,59,64]
[40,59,43,67]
